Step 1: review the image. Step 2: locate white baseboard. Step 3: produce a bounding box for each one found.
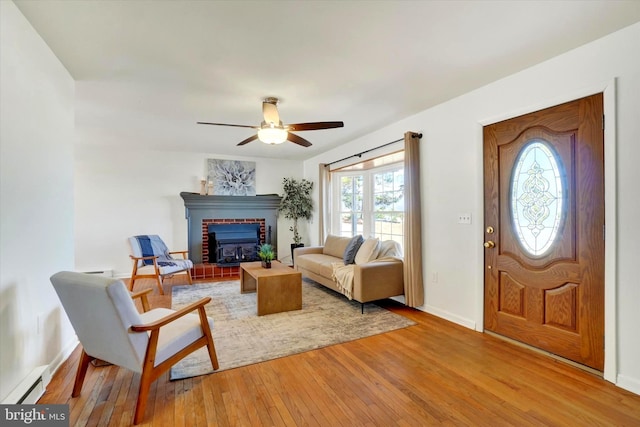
[46,337,79,384]
[616,374,640,396]
[421,304,476,330]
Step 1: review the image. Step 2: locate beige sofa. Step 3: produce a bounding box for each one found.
[293,234,404,306]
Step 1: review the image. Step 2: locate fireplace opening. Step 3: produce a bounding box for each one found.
[207,223,262,266]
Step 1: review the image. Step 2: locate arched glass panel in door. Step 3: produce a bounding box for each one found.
[510,140,565,256]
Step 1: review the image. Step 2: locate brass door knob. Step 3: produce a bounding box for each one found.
[483,240,495,248]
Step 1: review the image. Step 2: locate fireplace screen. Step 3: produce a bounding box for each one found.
[207,223,261,266]
[219,242,259,264]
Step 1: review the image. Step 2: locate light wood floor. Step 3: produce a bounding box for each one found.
[40,276,640,426]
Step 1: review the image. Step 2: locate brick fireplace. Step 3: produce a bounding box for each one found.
[202,219,266,264]
[180,192,281,279]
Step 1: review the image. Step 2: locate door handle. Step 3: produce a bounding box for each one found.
[483,240,495,248]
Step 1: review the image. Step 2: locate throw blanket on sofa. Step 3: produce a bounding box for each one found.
[331,256,403,300]
[332,262,356,299]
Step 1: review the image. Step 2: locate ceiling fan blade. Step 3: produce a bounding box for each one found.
[287,132,312,147]
[262,101,280,125]
[237,134,259,146]
[287,121,344,131]
[197,121,259,129]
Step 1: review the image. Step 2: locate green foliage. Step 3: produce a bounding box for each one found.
[340,176,363,211]
[342,172,404,224]
[258,243,275,262]
[375,190,404,210]
[279,177,314,245]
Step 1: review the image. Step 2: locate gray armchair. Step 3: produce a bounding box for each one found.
[50,271,218,424]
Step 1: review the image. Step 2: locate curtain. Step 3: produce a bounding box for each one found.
[318,163,331,244]
[403,131,424,308]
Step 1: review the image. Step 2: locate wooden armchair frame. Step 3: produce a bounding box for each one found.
[129,250,193,295]
[71,290,219,425]
[130,288,152,312]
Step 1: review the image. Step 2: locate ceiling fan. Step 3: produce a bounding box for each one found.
[197,97,344,147]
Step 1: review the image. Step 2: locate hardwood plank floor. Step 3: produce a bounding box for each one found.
[39,277,640,426]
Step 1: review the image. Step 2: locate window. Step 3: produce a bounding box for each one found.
[332,152,404,246]
[373,168,404,243]
[510,140,565,256]
[338,174,364,237]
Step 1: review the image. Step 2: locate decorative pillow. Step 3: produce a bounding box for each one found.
[323,234,352,258]
[377,240,403,258]
[355,237,380,265]
[342,235,364,265]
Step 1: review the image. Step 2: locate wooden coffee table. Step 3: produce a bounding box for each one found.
[240,261,302,316]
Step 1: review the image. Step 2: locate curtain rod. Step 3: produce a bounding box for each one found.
[325,132,422,167]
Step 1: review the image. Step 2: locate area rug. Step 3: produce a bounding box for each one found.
[169,278,415,380]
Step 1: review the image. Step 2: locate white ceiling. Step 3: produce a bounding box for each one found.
[14,0,640,160]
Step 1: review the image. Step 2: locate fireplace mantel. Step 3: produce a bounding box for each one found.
[180,192,282,264]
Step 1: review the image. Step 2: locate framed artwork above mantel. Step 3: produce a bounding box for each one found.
[207,159,256,196]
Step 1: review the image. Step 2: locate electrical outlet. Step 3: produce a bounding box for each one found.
[457,213,472,224]
[432,272,438,283]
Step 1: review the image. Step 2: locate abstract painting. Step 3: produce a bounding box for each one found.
[207,159,256,196]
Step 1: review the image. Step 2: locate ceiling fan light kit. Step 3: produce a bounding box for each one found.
[198,97,344,148]
[257,126,287,145]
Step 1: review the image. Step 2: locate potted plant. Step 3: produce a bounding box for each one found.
[258,243,276,268]
[279,177,313,261]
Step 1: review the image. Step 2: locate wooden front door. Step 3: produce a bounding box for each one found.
[483,94,605,371]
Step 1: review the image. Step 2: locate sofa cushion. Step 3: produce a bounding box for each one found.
[323,235,352,258]
[343,235,364,264]
[355,237,380,264]
[295,253,337,279]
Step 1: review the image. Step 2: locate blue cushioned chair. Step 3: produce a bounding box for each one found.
[128,235,193,295]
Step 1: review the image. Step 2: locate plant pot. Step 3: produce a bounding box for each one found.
[291,243,304,264]
[261,260,272,269]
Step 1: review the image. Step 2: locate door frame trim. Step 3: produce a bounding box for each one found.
[476,79,617,383]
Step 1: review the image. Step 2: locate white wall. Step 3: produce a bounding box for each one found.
[304,22,640,394]
[74,142,303,276]
[0,1,76,401]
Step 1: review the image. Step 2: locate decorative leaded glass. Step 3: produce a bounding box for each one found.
[511,140,565,256]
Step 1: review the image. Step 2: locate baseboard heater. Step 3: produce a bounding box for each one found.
[2,365,51,404]
[82,270,113,277]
